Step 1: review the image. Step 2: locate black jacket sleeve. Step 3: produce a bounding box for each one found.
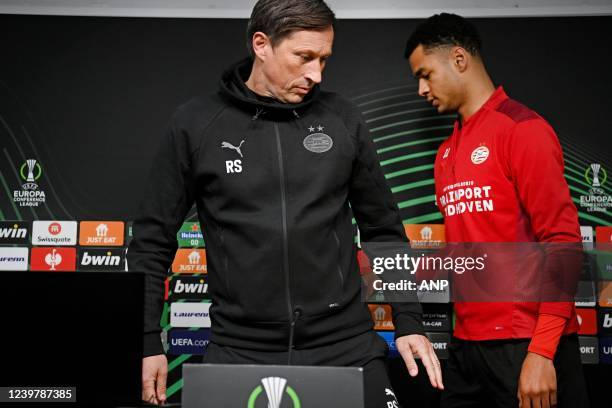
[127,112,197,357]
[345,104,425,339]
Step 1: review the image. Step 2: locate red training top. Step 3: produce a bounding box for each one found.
[433,87,580,358]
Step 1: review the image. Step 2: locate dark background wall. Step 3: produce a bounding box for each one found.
[0,14,610,407]
[0,15,610,222]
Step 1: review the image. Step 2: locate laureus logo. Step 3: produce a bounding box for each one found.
[247,377,301,408]
[19,159,42,190]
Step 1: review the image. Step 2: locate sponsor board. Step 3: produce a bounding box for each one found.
[377,332,399,358]
[171,249,207,273]
[125,222,133,246]
[599,310,612,335]
[596,226,612,244]
[170,276,210,300]
[578,336,599,364]
[595,252,612,280]
[599,282,612,308]
[576,308,597,335]
[168,329,211,355]
[426,332,450,360]
[404,224,445,248]
[599,337,612,364]
[177,222,205,248]
[30,247,76,271]
[78,248,125,271]
[32,221,77,246]
[575,281,596,307]
[422,304,451,332]
[580,226,593,243]
[0,222,30,245]
[368,304,394,331]
[0,247,29,271]
[170,302,211,328]
[79,221,124,246]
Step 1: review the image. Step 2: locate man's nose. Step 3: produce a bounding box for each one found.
[418,78,429,97]
[304,62,323,85]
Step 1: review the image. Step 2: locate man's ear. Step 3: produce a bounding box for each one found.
[252,32,271,61]
[451,46,469,74]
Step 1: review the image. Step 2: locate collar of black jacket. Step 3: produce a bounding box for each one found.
[218,57,320,120]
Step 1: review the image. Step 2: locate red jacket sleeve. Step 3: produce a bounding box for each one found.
[508,118,581,321]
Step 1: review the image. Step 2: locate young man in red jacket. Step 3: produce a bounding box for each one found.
[405,13,588,408]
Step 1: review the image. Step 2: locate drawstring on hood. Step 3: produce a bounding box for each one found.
[252,108,265,121]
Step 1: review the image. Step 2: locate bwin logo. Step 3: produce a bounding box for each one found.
[174,279,208,294]
[222,140,245,174]
[0,225,27,239]
[81,251,120,266]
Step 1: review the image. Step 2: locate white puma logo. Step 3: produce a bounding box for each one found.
[221,140,245,158]
[385,388,396,399]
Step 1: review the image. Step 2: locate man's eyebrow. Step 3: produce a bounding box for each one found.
[413,68,423,79]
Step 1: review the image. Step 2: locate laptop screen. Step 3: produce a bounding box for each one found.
[0,271,144,406]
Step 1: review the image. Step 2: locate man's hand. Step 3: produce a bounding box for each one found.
[142,354,168,405]
[396,334,444,390]
[518,352,557,408]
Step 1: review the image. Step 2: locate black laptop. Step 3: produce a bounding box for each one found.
[182,363,364,408]
[0,271,144,407]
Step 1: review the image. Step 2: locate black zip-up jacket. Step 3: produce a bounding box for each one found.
[128,58,424,357]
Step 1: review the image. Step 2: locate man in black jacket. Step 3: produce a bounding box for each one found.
[128,0,443,406]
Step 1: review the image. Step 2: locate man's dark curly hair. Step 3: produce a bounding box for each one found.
[405,13,482,58]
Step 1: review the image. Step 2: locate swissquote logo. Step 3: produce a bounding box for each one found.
[78,248,125,271]
[32,221,77,245]
[30,247,76,271]
[0,247,29,271]
[0,222,30,245]
[247,377,301,408]
[222,140,245,174]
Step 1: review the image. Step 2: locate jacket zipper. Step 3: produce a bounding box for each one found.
[274,123,295,328]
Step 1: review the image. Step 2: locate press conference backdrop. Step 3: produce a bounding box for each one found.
[0,15,610,406]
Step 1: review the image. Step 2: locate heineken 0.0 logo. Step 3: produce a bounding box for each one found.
[247,377,300,408]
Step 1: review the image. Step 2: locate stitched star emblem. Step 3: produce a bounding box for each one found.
[308,126,315,132]
[317,125,324,131]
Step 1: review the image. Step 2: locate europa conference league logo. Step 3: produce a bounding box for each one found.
[14,159,46,207]
[580,163,611,213]
[247,377,301,408]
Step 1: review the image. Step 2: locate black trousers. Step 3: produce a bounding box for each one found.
[202,330,401,408]
[440,335,589,408]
